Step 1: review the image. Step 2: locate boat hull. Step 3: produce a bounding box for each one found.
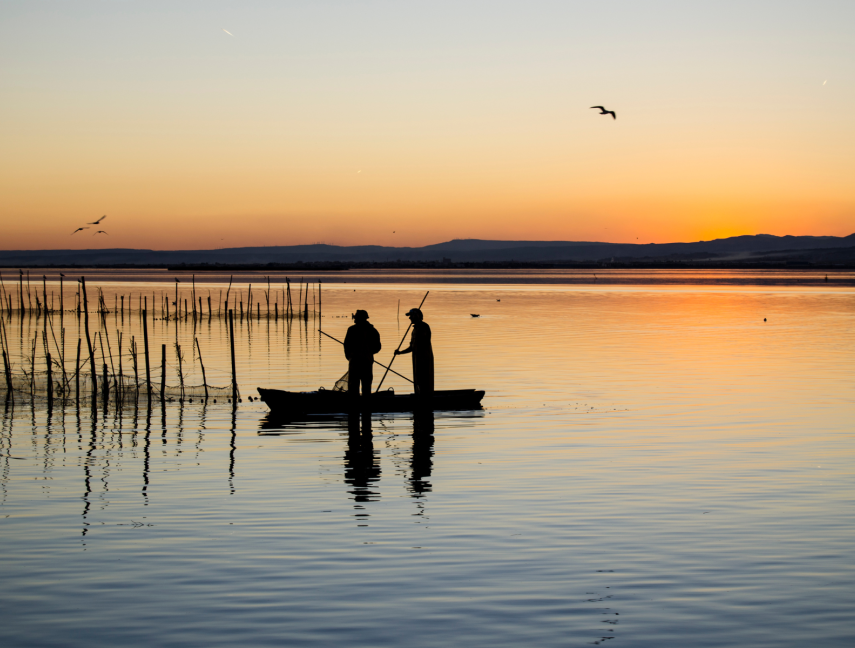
[257,387,485,415]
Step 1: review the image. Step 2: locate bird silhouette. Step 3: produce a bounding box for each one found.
[71,227,89,235]
[590,106,616,119]
[93,230,108,235]
[88,215,107,225]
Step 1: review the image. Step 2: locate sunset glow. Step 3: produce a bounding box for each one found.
[1,1,853,250]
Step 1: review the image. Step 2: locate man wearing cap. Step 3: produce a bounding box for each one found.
[344,310,382,398]
[395,308,434,398]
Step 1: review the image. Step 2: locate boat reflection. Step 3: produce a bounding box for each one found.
[259,410,481,521]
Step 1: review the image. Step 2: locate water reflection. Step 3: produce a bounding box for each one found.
[409,411,434,500]
[345,413,381,519]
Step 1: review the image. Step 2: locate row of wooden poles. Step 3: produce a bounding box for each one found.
[0,273,327,409]
[0,270,322,322]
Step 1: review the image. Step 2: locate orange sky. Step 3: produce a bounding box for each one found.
[1,1,853,250]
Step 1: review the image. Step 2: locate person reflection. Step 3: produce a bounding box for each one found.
[344,413,381,515]
[409,411,434,497]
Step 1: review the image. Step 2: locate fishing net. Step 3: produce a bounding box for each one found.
[332,372,348,392]
[0,369,233,403]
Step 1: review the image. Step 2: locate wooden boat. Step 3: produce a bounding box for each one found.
[257,387,485,416]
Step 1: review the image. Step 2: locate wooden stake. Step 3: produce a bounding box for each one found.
[46,352,53,405]
[195,337,209,400]
[175,343,184,400]
[117,331,123,403]
[80,277,97,393]
[75,338,81,402]
[160,344,166,403]
[131,336,139,395]
[102,362,109,409]
[229,309,237,403]
[143,303,152,400]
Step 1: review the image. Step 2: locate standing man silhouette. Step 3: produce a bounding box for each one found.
[395,308,434,398]
[344,310,382,399]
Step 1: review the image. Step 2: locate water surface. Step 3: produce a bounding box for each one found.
[1,273,853,646]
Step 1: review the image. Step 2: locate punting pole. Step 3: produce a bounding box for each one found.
[318,330,414,384]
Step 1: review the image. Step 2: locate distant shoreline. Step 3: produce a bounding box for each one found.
[1,261,854,271]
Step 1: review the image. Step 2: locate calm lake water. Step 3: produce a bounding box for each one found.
[1,271,853,647]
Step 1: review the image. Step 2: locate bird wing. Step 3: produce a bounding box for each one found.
[590,106,605,110]
[608,111,616,119]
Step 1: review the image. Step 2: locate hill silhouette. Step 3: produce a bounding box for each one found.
[1,233,854,267]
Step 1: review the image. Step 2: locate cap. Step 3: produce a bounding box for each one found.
[405,308,422,318]
[353,310,369,321]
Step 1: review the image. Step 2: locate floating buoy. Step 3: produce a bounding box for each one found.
[471,314,480,318]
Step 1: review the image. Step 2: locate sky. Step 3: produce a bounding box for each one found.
[1,0,853,250]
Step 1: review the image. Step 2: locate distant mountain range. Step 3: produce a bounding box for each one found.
[2,233,854,267]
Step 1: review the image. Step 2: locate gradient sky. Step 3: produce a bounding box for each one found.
[1,0,853,250]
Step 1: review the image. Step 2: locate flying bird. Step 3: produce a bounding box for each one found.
[590,106,616,119]
[222,28,234,36]
[93,230,108,235]
[71,227,89,235]
[88,215,107,225]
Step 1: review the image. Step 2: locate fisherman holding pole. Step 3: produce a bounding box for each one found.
[395,308,434,398]
[343,310,382,399]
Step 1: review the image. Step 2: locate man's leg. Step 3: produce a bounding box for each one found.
[361,365,373,399]
[348,363,360,401]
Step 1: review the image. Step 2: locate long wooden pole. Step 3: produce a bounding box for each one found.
[375,291,429,393]
[318,330,413,384]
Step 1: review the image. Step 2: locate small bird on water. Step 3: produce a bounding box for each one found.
[590,105,616,119]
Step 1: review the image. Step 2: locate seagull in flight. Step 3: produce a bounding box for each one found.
[71,227,89,235]
[88,215,107,225]
[590,106,616,120]
[93,230,108,236]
